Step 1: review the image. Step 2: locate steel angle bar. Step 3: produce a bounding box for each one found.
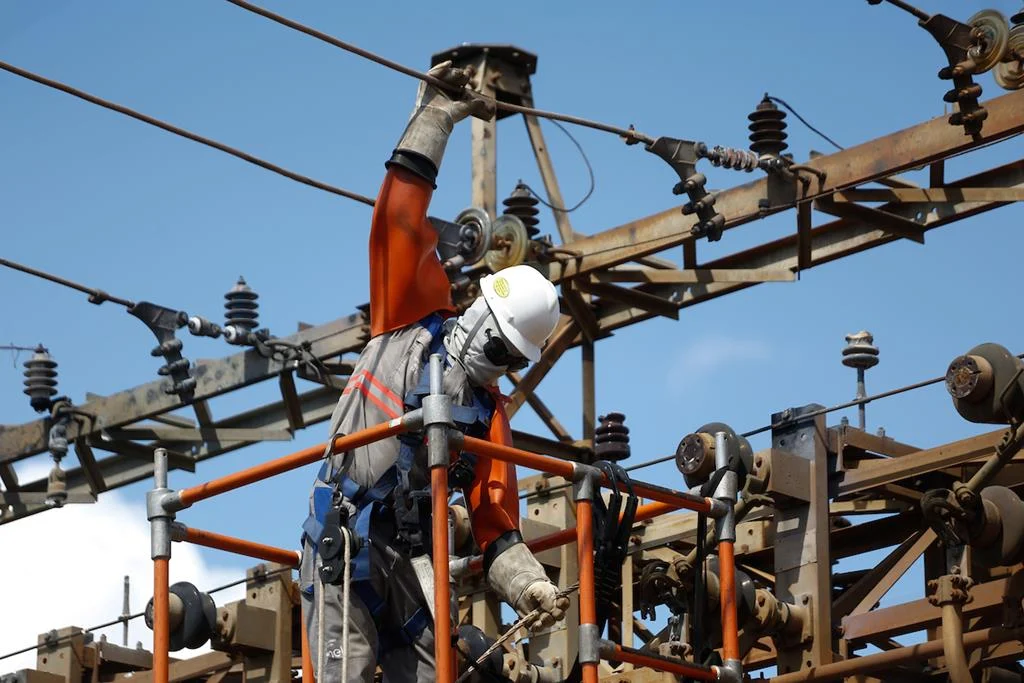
[549,89,1024,281]
[0,311,368,462]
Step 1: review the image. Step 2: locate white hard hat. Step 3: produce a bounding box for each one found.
[479,265,559,362]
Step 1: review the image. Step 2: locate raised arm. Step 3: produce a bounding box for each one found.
[369,62,494,337]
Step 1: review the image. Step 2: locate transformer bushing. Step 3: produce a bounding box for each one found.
[23,345,58,413]
[842,331,879,430]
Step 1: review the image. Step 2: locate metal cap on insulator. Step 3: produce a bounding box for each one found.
[224,276,259,332]
[594,412,630,461]
[842,331,880,370]
[748,94,788,158]
[501,182,541,238]
[23,345,58,413]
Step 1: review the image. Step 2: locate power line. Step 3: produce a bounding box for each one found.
[0,60,376,207]
[520,119,596,214]
[0,566,294,663]
[519,364,978,499]
[222,0,654,146]
[0,257,135,308]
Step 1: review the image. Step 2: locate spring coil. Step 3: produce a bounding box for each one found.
[224,276,259,332]
[23,345,58,412]
[702,145,762,173]
[501,182,540,238]
[748,94,789,157]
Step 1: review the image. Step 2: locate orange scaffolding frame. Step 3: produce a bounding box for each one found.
[147,363,740,683]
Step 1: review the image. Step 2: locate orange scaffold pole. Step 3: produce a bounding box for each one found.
[172,523,300,567]
[149,449,172,683]
[424,354,454,683]
[458,436,714,513]
[174,417,414,508]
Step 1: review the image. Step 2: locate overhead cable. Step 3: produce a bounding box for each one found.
[222,0,654,146]
[0,256,135,308]
[0,566,293,663]
[0,60,376,206]
[519,361,1015,499]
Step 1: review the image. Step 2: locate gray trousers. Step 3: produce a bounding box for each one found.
[301,537,436,683]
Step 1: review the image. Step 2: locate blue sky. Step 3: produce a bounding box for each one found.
[1,0,1023,670]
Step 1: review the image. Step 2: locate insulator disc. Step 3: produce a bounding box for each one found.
[224,277,259,331]
[968,9,1011,74]
[484,215,530,272]
[994,26,1024,90]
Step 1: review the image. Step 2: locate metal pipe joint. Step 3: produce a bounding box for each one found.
[715,659,743,683]
[713,431,739,542]
[148,449,176,561]
[572,463,601,502]
[578,624,601,664]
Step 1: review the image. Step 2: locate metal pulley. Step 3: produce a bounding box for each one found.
[484,214,531,272]
[994,25,1024,90]
[435,207,493,270]
[945,342,1024,424]
[675,422,754,489]
[144,582,217,651]
[966,9,1011,74]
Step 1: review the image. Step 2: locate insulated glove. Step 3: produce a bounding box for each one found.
[486,540,570,631]
[393,60,495,180]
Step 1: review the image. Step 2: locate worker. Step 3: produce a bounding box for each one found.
[299,61,570,683]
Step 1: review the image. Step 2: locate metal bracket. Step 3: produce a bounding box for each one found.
[644,137,726,242]
[128,302,195,401]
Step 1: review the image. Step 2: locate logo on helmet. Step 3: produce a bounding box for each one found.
[492,277,510,298]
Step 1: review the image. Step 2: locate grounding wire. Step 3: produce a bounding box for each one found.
[520,119,596,214]
[0,60,376,207]
[0,566,294,662]
[764,94,844,152]
[222,0,653,145]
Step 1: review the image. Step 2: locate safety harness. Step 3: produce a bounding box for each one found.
[301,313,495,652]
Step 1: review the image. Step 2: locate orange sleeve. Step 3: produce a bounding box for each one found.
[369,167,456,337]
[466,399,521,552]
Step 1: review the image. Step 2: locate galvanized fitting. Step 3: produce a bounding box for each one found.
[715,659,742,683]
[572,464,601,502]
[402,408,425,432]
[715,499,737,543]
[149,448,175,560]
[422,394,454,429]
[169,521,187,542]
[708,498,731,520]
[577,624,601,664]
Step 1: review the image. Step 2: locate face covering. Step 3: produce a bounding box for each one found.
[444,297,507,387]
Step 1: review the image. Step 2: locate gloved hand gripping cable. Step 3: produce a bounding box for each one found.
[455,583,580,683]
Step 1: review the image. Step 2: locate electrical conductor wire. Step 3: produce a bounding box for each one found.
[520,119,596,214]
[221,0,653,145]
[0,60,376,207]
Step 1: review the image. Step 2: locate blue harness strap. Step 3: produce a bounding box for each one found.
[300,312,494,642]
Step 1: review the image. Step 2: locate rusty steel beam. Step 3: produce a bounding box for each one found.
[841,575,1011,642]
[0,311,368,463]
[506,320,578,416]
[506,371,573,443]
[814,196,926,244]
[521,98,574,244]
[1,384,340,524]
[589,159,1024,337]
[590,268,795,284]
[833,187,1024,203]
[576,280,679,320]
[832,529,935,619]
[548,89,1024,281]
[836,428,1005,497]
